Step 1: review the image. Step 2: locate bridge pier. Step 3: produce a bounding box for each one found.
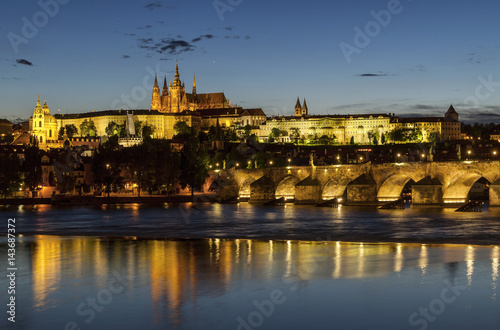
[411,176,443,207]
[490,179,500,207]
[346,174,377,204]
[294,176,322,205]
[249,176,275,203]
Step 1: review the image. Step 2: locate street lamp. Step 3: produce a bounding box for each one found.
[236,163,240,168]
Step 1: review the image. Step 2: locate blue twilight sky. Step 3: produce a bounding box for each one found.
[1,0,499,123]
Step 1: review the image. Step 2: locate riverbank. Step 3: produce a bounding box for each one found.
[0,194,217,206]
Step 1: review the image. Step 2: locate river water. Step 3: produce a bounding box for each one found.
[2,203,500,244]
[1,203,499,329]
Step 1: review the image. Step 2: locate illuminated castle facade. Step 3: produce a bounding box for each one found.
[151,64,229,113]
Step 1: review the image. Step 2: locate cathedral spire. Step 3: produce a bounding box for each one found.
[162,76,168,96]
[37,94,41,107]
[192,74,197,94]
[154,73,159,87]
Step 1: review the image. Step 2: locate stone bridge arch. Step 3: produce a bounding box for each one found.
[239,176,258,199]
[275,175,301,199]
[442,171,494,203]
[377,174,418,202]
[321,177,353,201]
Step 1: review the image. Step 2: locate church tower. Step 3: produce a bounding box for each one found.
[445,104,459,122]
[161,76,169,111]
[192,75,197,95]
[30,95,57,147]
[169,62,185,113]
[294,97,302,116]
[150,74,161,111]
[301,98,308,116]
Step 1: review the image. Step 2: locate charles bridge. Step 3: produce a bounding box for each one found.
[213,161,500,207]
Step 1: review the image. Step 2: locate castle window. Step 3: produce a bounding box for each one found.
[39,121,42,127]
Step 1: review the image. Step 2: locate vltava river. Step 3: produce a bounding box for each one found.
[0,236,499,329]
[1,203,499,329]
[2,203,500,244]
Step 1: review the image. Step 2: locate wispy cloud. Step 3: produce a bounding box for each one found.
[16,59,33,66]
[358,72,388,77]
[191,34,214,43]
[144,2,162,10]
[138,37,195,55]
[122,55,131,59]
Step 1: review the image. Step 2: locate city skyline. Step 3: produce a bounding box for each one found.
[1,0,500,124]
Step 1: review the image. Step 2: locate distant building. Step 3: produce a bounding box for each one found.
[0,118,12,135]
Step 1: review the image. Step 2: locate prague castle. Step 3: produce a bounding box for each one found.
[151,63,229,112]
[16,63,463,149]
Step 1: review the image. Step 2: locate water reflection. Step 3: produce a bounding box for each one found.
[5,236,499,328]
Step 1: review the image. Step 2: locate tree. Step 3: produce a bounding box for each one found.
[125,144,153,197]
[22,143,43,198]
[178,134,210,199]
[318,135,333,145]
[56,173,76,194]
[350,136,355,145]
[142,125,153,139]
[381,133,386,145]
[80,119,97,137]
[58,124,78,139]
[269,128,281,142]
[105,121,121,136]
[134,120,143,137]
[91,146,124,197]
[242,124,252,139]
[174,121,193,139]
[0,153,22,198]
[290,128,300,143]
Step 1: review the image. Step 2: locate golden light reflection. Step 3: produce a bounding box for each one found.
[492,246,499,300]
[269,240,274,263]
[333,241,341,279]
[493,246,499,283]
[466,245,475,286]
[419,245,428,277]
[32,236,62,311]
[247,240,252,265]
[235,239,240,264]
[357,243,365,278]
[394,243,403,273]
[285,240,292,277]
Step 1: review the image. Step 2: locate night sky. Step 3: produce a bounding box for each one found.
[1,0,500,123]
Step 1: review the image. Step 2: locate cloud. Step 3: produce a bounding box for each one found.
[137,25,152,30]
[245,36,251,40]
[191,34,214,43]
[16,59,32,66]
[144,2,162,10]
[225,35,240,39]
[122,55,131,59]
[225,26,234,31]
[358,73,387,77]
[138,37,195,55]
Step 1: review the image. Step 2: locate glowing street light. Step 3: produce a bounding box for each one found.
[236,163,240,168]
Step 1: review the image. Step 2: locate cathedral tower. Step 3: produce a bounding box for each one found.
[294,97,302,116]
[150,74,161,111]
